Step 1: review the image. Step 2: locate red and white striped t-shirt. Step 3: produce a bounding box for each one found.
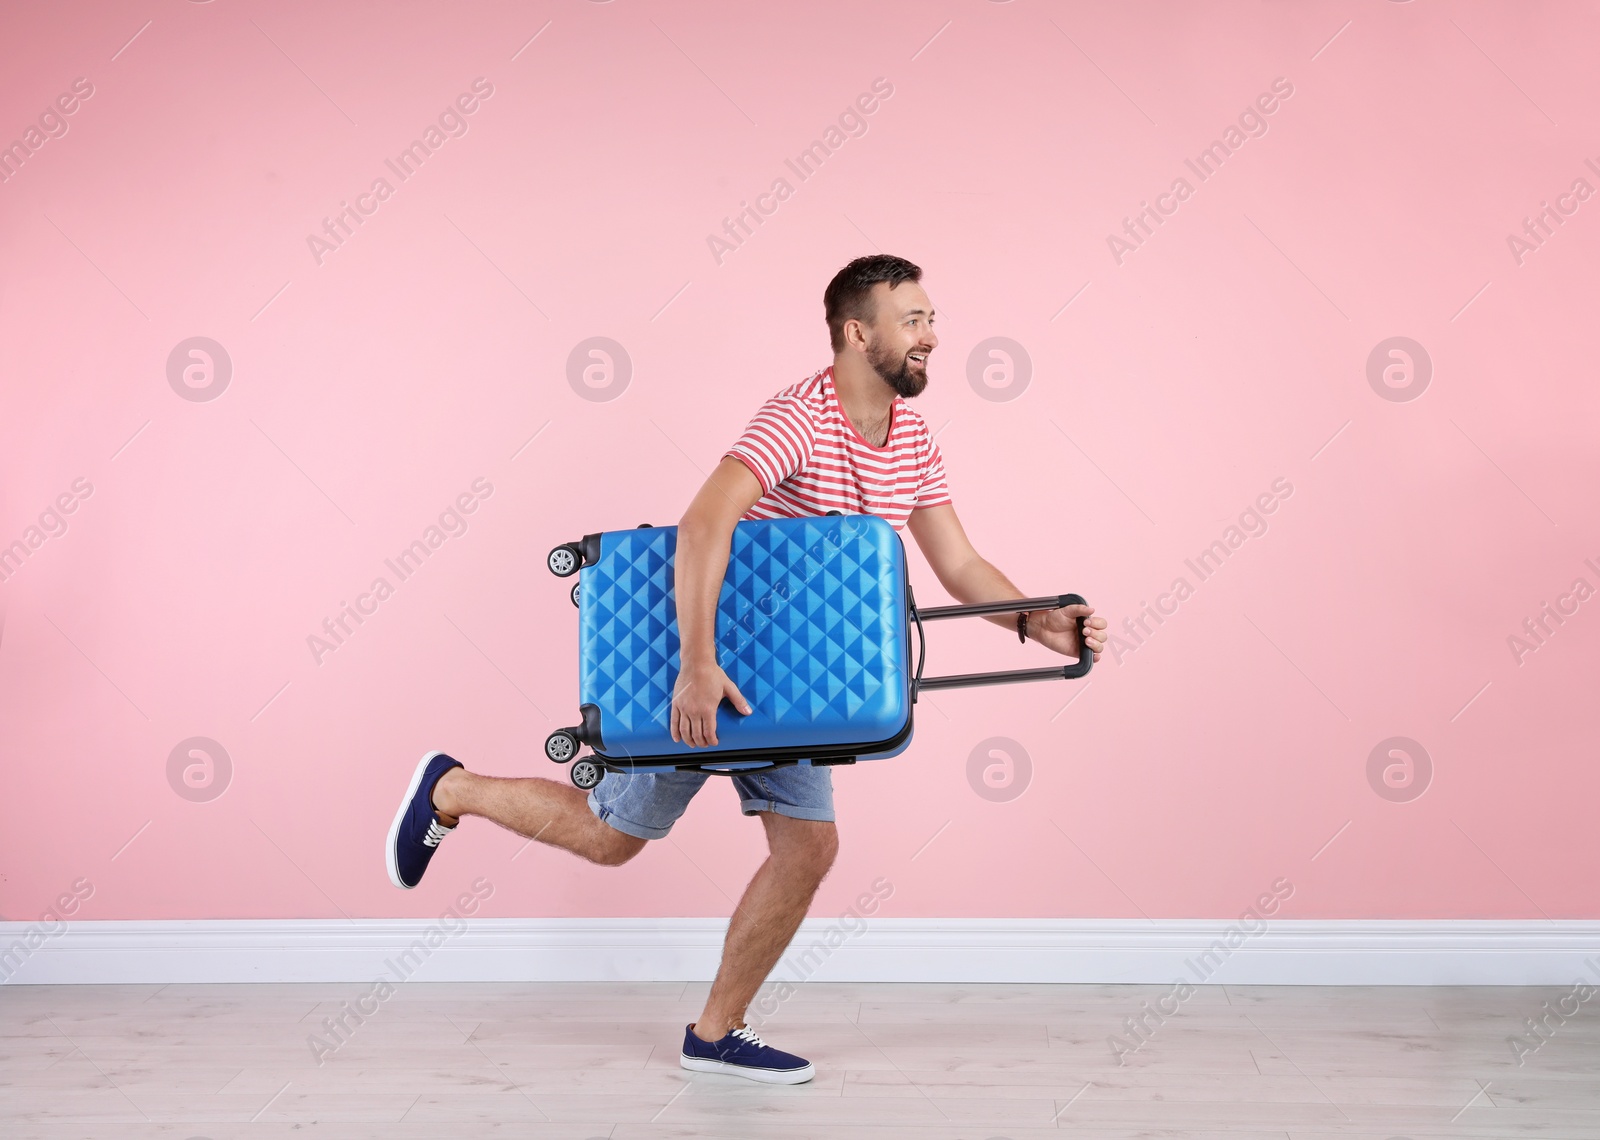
[724,366,952,531]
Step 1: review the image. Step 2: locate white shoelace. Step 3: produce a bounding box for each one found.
[729,1026,767,1049]
[423,819,452,847]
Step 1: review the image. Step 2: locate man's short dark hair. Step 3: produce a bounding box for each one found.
[823,255,922,353]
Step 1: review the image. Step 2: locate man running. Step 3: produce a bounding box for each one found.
[386,253,1108,1084]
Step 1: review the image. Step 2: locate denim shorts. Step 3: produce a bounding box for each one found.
[587,763,835,840]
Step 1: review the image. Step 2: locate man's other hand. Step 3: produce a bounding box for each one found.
[1032,604,1109,663]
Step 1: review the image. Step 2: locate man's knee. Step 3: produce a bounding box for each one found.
[811,822,840,871]
[768,817,838,882]
[592,828,648,867]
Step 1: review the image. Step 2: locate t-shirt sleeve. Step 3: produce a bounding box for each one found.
[914,436,953,508]
[723,395,816,496]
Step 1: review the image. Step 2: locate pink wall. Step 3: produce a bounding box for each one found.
[3,0,1596,926]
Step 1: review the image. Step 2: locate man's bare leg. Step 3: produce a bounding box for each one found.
[431,767,645,866]
[691,813,839,1042]
[431,770,835,1038]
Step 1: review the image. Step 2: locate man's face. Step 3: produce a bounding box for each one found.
[861,281,937,398]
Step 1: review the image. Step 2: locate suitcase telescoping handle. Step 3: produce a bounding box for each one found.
[910,593,1092,699]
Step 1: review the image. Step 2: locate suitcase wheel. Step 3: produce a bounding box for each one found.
[570,580,581,608]
[637,523,653,528]
[544,729,580,765]
[547,544,581,577]
[570,758,603,790]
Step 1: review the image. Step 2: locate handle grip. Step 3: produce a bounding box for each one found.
[910,593,1092,699]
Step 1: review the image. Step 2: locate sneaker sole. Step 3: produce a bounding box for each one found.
[679,1055,816,1084]
[386,750,450,890]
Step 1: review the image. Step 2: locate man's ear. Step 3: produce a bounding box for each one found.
[842,317,864,352]
[843,309,877,354]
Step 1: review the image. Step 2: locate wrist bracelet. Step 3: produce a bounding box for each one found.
[1017,610,1029,643]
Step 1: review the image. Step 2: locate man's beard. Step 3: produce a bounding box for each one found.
[867,341,928,398]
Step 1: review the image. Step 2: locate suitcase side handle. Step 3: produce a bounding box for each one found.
[910,593,1092,699]
[914,593,1083,621]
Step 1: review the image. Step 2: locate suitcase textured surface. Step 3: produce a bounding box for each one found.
[577,514,912,769]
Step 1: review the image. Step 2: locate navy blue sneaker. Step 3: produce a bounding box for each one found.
[386,751,464,889]
[680,1024,815,1084]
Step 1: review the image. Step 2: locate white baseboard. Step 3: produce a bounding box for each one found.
[3,919,1598,986]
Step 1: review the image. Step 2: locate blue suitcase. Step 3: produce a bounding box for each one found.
[543,514,1091,789]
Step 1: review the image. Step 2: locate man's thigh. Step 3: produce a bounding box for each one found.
[731,764,835,824]
[586,768,713,840]
[588,763,835,838]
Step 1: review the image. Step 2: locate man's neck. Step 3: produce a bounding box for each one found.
[831,355,895,427]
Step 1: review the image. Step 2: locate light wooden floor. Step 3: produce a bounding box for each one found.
[2,980,1596,1137]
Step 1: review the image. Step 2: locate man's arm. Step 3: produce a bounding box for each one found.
[905,503,1107,662]
[671,456,766,747]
